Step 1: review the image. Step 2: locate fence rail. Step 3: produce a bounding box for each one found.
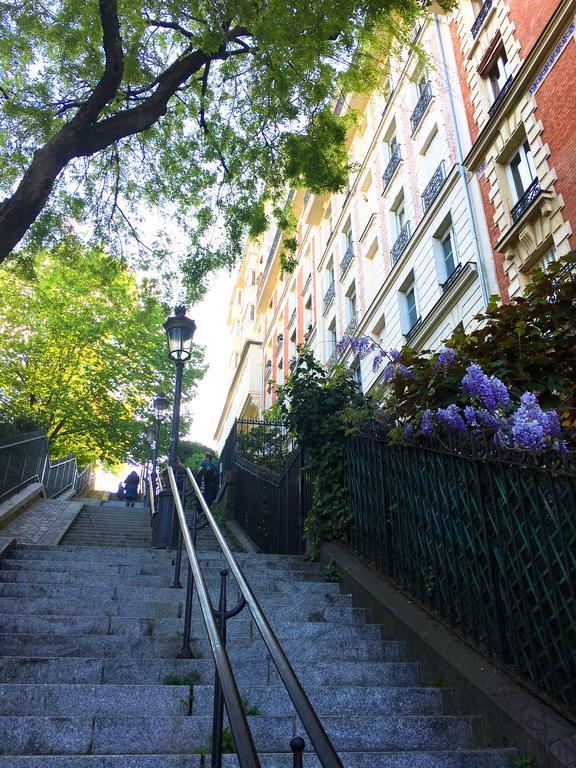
[220,420,309,555]
[0,430,91,503]
[345,430,576,717]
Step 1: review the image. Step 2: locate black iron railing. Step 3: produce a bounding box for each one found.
[511,178,541,222]
[405,316,422,342]
[382,144,402,190]
[323,281,336,314]
[421,161,446,213]
[391,221,411,265]
[410,81,433,133]
[326,349,337,370]
[345,429,576,714]
[0,430,91,503]
[471,0,493,38]
[488,74,514,118]
[340,246,354,277]
[440,262,464,292]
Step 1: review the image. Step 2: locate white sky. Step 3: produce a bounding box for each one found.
[186,268,236,448]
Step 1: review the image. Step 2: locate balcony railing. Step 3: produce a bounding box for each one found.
[410,81,432,134]
[471,0,493,38]
[323,282,336,314]
[382,144,402,190]
[326,350,337,370]
[340,246,354,278]
[440,262,464,293]
[405,316,422,343]
[511,178,542,223]
[488,74,514,118]
[391,221,411,265]
[343,313,358,341]
[421,161,446,214]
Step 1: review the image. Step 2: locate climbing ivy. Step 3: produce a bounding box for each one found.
[276,349,373,556]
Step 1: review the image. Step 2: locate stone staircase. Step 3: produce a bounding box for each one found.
[0,516,514,765]
[59,503,152,548]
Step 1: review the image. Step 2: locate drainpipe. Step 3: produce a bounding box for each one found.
[434,14,490,308]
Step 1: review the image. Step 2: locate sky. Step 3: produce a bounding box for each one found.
[186,268,237,448]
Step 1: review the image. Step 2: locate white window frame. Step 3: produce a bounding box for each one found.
[506,140,537,203]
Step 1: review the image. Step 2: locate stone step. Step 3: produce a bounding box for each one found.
[0,559,326,581]
[0,752,515,768]
[0,615,384,643]
[0,683,444,718]
[0,634,392,661]
[0,714,479,755]
[0,657,420,688]
[0,582,353,608]
[0,570,340,593]
[0,596,364,624]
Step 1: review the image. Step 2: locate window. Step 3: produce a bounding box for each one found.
[304,296,313,330]
[328,321,337,356]
[250,270,256,286]
[237,290,242,305]
[433,217,458,284]
[485,49,511,101]
[326,260,335,290]
[346,283,357,326]
[352,362,363,392]
[342,220,354,257]
[507,140,537,203]
[399,275,419,334]
[417,72,429,98]
[392,193,407,236]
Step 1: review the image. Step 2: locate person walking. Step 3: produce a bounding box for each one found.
[198,453,219,508]
[124,470,140,508]
[115,482,125,501]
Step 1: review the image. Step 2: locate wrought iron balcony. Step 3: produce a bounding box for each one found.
[410,81,432,134]
[323,282,336,314]
[382,144,402,190]
[391,221,411,265]
[340,246,354,278]
[471,0,493,38]
[421,161,446,214]
[488,74,514,118]
[405,316,422,343]
[511,178,542,223]
[343,313,358,340]
[326,350,337,370]
[440,262,463,292]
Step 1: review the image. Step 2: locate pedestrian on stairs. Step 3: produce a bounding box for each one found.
[124,470,140,507]
[198,453,219,509]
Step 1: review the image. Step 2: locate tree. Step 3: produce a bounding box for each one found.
[179,439,216,472]
[0,238,205,466]
[0,0,451,298]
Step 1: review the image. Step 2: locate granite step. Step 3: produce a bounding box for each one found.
[0,714,480,755]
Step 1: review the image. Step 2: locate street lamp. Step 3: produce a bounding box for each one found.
[164,306,196,468]
[151,393,169,494]
[153,307,196,549]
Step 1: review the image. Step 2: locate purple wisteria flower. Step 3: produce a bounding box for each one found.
[464,406,501,431]
[509,391,562,450]
[404,423,415,439]
[350,336,374,359]
[388,349,402,363]
[434,347,456,371]
[461,363,510,412]
[436,404,467,433]
[397,364,413,378]
[382,363,394,384]
[373,353,385,373]
[421,409,433,436]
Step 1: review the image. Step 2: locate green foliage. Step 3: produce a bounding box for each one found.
[0,237,204,467]
[241,696,261,716]
[179,440,216,472]
[236,423,289,473]
[324,561,343,583]
[163,671,201,686]
[277,348,373,554]
[221,727,236,754]
[0,0,429,298]
[513,758,535,768]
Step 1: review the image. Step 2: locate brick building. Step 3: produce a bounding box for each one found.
[450,0,576,298]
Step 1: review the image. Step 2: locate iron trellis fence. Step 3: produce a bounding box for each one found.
[0,430,90,503]
[345,429,576,717]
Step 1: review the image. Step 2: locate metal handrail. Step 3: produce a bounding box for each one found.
[184,465,343,768]
[166,467,260,768]
[148,475,157,516]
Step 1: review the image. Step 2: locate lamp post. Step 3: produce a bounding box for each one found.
[153,306,196,549]
[151,393,169,495]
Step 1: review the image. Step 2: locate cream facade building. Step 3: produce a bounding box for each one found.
[215,14,499,448]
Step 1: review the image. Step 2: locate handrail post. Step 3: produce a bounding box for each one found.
[211,569,229,768]
[171,528,184,589]
[290,736,305,767]
[178,505,199,659]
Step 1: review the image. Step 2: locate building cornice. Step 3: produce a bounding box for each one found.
[464,0,576,171]
[214,339,263,441]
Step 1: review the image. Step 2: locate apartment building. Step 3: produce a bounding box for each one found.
[450,0,576,298]
[215,12,506,446]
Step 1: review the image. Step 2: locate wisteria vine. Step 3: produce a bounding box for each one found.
[341,335,565,453]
